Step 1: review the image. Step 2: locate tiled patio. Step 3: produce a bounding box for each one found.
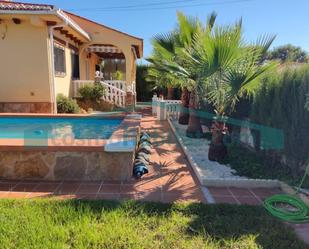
[207,186,283,205]
[0,107,205,203]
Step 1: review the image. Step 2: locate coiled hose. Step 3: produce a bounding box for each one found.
[264,163,309,223]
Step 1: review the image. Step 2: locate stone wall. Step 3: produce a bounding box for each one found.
[0,102,53,113]
[0,150,134,181]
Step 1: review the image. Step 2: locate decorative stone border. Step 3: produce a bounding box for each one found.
[167,118,281,189]
[0,102,53,113]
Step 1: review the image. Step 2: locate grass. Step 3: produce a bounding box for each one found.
[225,144,309,188]
[0,199,307,249]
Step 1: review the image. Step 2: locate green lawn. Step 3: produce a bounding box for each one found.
[0,199,307,249]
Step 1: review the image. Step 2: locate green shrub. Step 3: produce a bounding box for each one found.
[56,94,80,113]
[225,144,309,188]
[78,83,105,101]
[136,64,156,102]
[250,65,309,175]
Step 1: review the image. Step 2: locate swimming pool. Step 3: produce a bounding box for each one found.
[0,116,123,140]
[0,114,141,181]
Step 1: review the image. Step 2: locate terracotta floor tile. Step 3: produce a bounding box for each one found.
[98,184,121,194]
[33,183,60,193]
[27,192,52,198]
[121,182,161,193]
[162,193,202,203]
[119,184,138,193]
[53,194,77,200]
[208,187,231,196]
[6,191,29,199]
[162,186,200,196]
[12,183,38,192]
[19,180,42,184]
[102,180,122,185]
[76,184,101,194]
[56,183,80,194]
[0,182,19,191]
[121,178,138,184]
[229,187,255,197]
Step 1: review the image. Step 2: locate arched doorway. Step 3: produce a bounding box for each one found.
[86,44,126,82]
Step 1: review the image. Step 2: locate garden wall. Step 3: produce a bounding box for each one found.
[0,151,134,181]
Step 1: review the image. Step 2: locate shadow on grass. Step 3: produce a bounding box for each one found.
[9,198,305,249]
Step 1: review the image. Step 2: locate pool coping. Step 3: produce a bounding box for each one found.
[0,113,141,152]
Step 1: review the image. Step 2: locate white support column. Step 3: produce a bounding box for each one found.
[157,100,167,120]
[152,94,158,115]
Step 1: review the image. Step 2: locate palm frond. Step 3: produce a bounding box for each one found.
[152,31,177,53]
[206,11,217,31]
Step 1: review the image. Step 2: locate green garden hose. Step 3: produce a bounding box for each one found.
[263,163,309,223]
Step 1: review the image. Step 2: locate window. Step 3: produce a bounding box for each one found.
[54,44,66,76]
[71,50,80,79]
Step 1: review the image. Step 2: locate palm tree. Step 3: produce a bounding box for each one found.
[187,23,276,160]
[147,12,217,135]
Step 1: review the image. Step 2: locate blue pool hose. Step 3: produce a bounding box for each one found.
[136,152,150,162]
[137,145,152,155]
[133,132,151,178]
[133,164,149,179]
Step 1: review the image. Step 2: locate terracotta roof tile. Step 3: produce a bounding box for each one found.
[0,1,54,11]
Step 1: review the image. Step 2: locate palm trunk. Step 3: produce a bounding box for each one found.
[167,87,174,100]
[186,89,203,138]
[208,120,228,162]
[178,88,190,125]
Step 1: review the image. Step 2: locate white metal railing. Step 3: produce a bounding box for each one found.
[72,80,127,107]
[152,94,182,120]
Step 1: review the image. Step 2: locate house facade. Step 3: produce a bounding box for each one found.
[0,1,143,113]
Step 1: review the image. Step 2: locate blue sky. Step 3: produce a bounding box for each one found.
[23,0,309,60]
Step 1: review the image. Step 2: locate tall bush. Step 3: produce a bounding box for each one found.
[250,65,309,173]
[57,94,80,114]
[136,64,156,101]
[78,83,105,102]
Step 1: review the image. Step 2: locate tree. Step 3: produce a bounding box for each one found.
[147,32,192,124]
[266,44,308,63]
[186,24,276,161]
[148,12,217,136]
[136,64,156,102]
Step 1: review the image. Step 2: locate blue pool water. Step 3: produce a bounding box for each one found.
[0,117,123,139]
